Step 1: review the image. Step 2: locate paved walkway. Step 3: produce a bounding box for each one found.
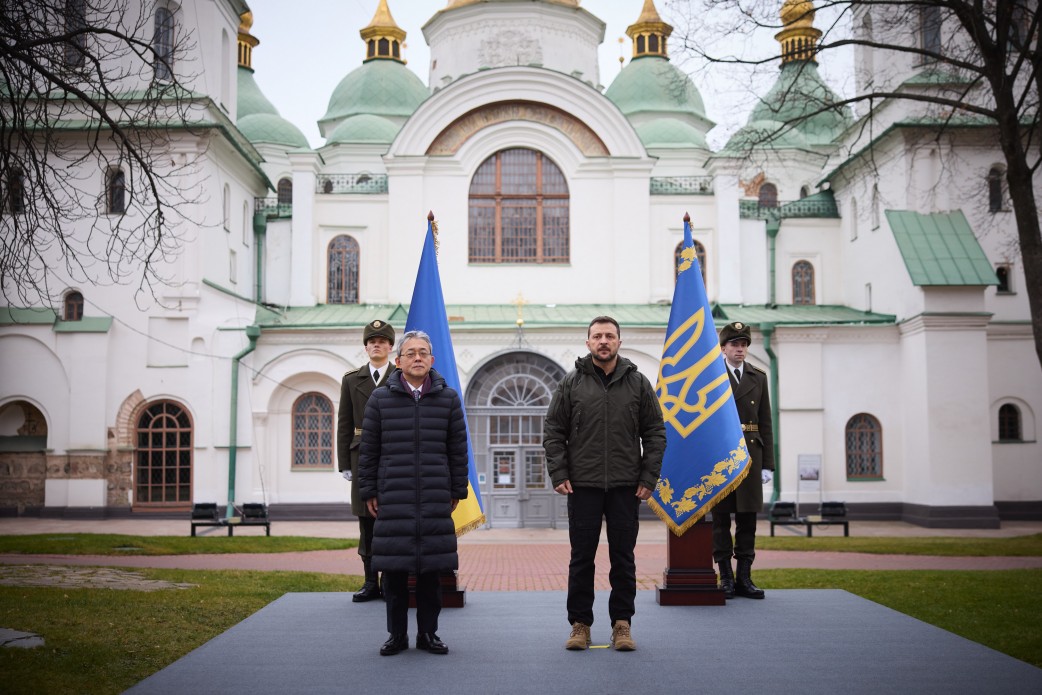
[1,518,1040,590]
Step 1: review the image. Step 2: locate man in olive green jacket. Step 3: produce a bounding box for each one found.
[337,319,394,602]
[543,316,665,652]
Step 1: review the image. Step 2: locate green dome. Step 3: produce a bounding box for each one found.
[320,60,428,126]
[724,119,810,152]
[635,118,706,148]
[326,114,400,144]
[737,61,851,148]
[605,56,709,122]
[238,113,310,148]
[237,67,278,119]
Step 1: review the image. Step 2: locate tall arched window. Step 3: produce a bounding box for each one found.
[758,182,778,208]
[328,235,359,304]
[846,413,883,480]
[5,168,25,215]
[222,183,230,231]
[63,290,84,320]
[988,167,1005,213]
[998,404,1022,441]
[920,6,942,56]
[106,168,125,214]
[292,393,334,469]
[64,0,87,68]
[468,148,569,264]
[135,400,193,506]
[996,264,1012,293]
[277,177,293,206]
[675,240,707,287]
[792,260,815,305]
[153,6,175,81]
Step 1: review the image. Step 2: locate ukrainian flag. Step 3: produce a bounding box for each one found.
[405,214,486,535]
[648,215,750,535]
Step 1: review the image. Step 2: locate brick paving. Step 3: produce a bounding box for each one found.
[1,518,1040,592]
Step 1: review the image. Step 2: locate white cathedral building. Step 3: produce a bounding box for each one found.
[1,0,1039,528]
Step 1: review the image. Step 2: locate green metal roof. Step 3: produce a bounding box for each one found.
[0,307,112,332]
[884,210,998,286]
[320,60,428,128]
[255,302,894,331]
[605,56,712,126]
[725,61,851,151]
[326,114,400,145]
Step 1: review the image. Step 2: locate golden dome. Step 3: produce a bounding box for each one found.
[775,0,821,64]
[625,0,672,60]
[780,0,815,29]
[360,0,407,63]
[239,11,253,33]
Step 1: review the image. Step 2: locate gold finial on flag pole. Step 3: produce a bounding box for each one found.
[428,210,439,255]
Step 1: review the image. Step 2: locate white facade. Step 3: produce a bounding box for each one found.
[0,0,1038,527]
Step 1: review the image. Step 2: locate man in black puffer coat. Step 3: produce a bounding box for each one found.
[358,330,469,657]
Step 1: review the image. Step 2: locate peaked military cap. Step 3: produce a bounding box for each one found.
[362,319,395,346]
[718,321,752,346]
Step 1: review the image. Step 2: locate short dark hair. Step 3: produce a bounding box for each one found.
[588,315,620,338]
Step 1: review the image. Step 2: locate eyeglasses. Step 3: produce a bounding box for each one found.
[401,350,431,359]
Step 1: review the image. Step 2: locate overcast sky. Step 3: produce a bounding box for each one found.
[244,0,853,150]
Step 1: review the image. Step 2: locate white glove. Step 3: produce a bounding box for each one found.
[341,470,352,482]
[761,470,773,485]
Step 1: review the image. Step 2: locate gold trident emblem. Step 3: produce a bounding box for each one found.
[656,308,733,437]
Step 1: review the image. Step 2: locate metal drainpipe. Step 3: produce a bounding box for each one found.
[227,325,260,519]
[253,211,267,303]
[760,323,781,504]
[766,218,780,306]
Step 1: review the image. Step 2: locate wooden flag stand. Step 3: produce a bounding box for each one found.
[656,517,725,606]
[408,571,466,608]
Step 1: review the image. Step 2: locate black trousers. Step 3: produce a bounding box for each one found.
[712,511,758,563]
[566,486,640,627]
[357,516,375,559]
[383,571,441,636]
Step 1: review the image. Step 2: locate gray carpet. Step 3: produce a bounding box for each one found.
[126,590,1042,694]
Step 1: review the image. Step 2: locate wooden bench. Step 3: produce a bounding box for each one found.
[769,501,849,537]
[768,501,806,536]
[190,503,227,536]
[190,502,271,536]
[804,501,849,537]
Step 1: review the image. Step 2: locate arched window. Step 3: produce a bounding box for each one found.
[220,30,230,108]
[277,177,293,206]
[106,168,125,214]
[870,184,880,228]
[799,185,810,199]
[988,167,1004,213]
[63,290,84,321]
[675,240,707,287]
[5,168,25,215]
[998,404,1022,441]
[327,235,359,304]
[920,6,942,56]
[758,182,778,208]
[996,264,1011,293]
[850,197,859,241]
[468,148,569,264]
[846,413,883,480]
[792,260,815,305]
[64,0,87,68]
[135,400,193,506]
[292,393,334,468]
[153,6,175,81]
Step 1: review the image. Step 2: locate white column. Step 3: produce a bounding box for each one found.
[713,173,743,304]
[288,151,320,307]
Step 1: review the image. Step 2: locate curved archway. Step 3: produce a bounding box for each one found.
[466,351,566,528]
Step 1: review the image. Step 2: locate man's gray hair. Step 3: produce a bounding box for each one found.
[397,329,433,355]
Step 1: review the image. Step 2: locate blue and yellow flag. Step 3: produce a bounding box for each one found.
[405,215,486,535]
[648,215,750,535]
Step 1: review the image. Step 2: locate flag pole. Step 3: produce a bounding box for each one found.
[654,213,728,606]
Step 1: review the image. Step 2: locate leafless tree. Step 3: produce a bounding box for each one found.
[669,0,1042,371]
[0,0,208,308]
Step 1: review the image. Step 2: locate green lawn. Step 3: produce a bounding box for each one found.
[0,534,355,555]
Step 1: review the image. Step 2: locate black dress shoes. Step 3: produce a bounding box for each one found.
[416,632,449,654]
[352,580,382,603]
[380,633,409,656]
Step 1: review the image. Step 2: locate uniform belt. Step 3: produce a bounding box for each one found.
[741,424,759,432]
[354,428,363,435]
